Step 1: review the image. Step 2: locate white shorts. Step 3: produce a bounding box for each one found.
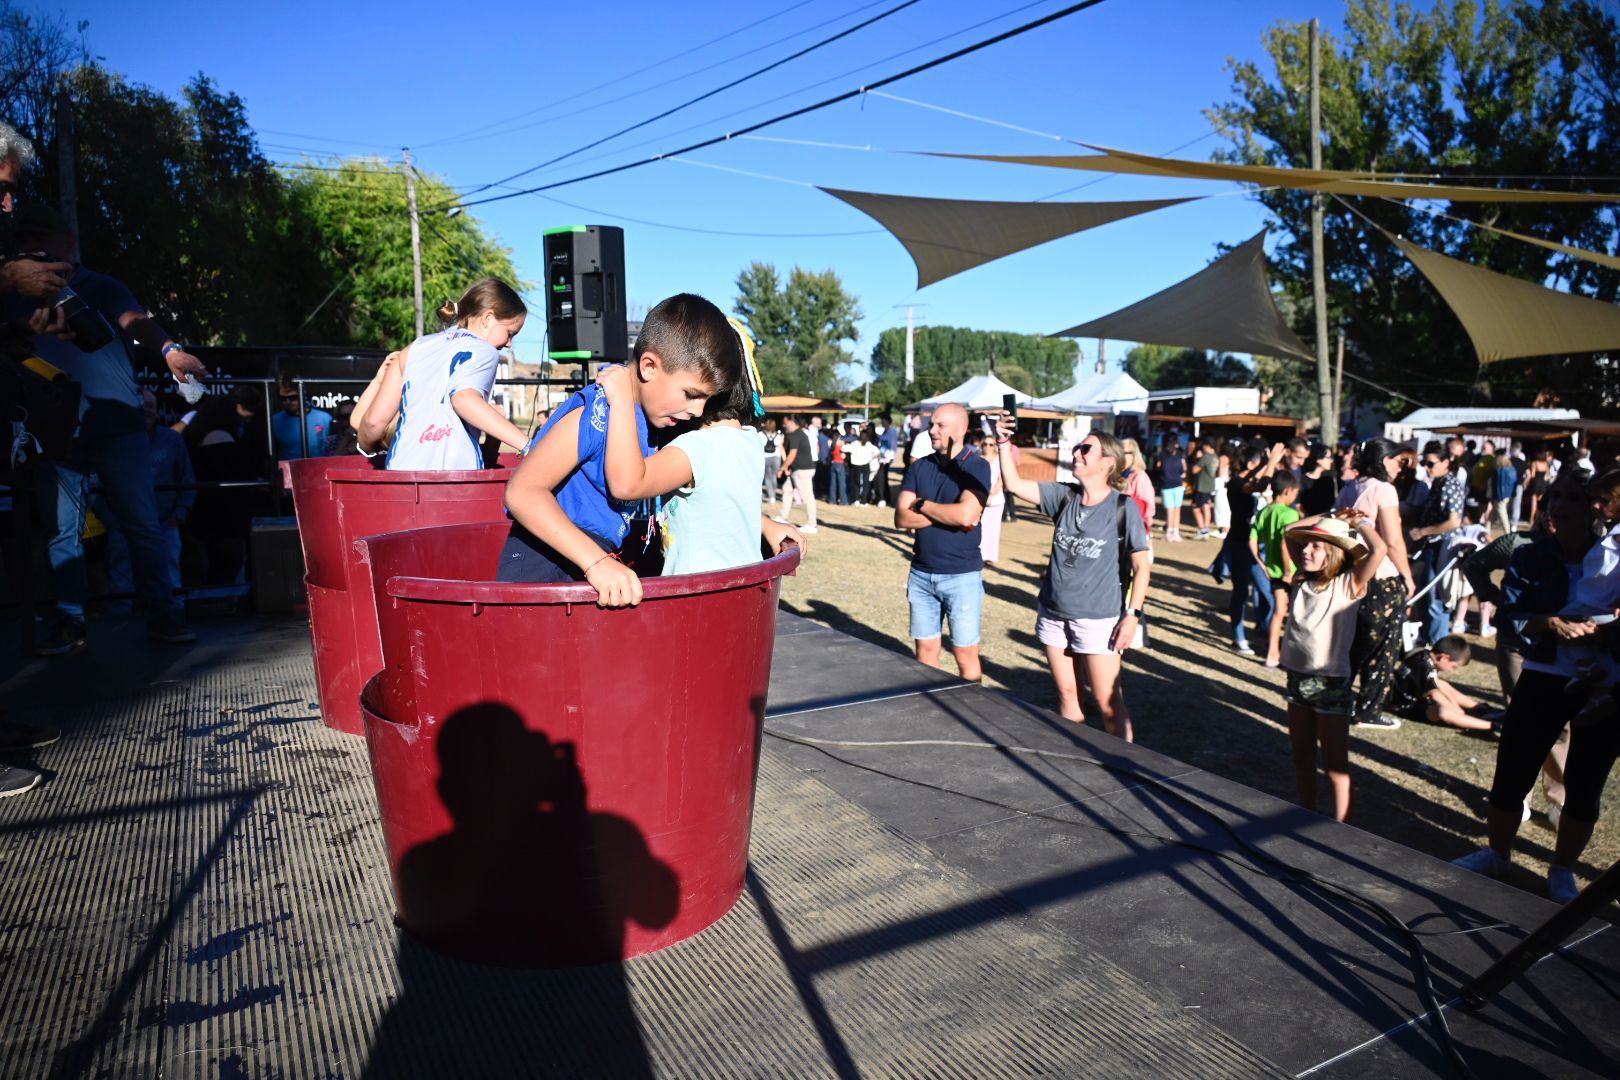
[1036,606,1121,655]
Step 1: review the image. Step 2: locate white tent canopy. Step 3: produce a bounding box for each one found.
[907,372,1035,412]
[1032,372,1150,415]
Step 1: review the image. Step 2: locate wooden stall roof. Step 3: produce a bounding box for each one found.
[1149,412,1304,431]
[1447,418,1620,438]
[760,395,848,414]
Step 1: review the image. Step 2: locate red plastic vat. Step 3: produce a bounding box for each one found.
[281,457,512,735]
[354,521,799,966]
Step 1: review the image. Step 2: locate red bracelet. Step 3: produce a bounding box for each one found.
[586,551,623,573]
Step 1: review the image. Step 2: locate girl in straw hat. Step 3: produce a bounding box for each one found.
[1280,510,1388,822]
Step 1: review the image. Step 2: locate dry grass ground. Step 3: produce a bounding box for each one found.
[777,496,1619,902]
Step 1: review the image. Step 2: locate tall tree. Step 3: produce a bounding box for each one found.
[285,160,526,347]
[869,325,1079,401]
[733,262,861,397]
[1209,0,1620,414]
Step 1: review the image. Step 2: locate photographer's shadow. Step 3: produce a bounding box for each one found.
[364,704,679,1078]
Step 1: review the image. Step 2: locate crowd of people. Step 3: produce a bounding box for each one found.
[2,93,1610,905]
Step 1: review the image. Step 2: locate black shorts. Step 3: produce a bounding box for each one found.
[495,524,613,584]
[1192,492,1214,508]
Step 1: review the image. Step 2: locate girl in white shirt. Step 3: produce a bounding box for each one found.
[358,278,529,470]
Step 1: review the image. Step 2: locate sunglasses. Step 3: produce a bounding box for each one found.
[1075,443,1100,456]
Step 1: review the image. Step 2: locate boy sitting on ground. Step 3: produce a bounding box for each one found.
[1382,635,1496,733]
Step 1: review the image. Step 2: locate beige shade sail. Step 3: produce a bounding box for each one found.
[1052,230,1314,361]
[928,147,1620,205]
[1382,230,1620,363]
[1461,220,1620,273]
[820,187,1195,287]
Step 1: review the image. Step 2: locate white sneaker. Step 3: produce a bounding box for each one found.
[772,516,791,524]
[1452,847,1510,879]
[800,525,818,534]
[1548,865,1579,904]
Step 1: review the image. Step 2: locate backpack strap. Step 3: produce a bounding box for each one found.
[1115,492,1136,611]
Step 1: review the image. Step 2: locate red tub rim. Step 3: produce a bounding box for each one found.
[326,466,512,485]
[357,524,800,607]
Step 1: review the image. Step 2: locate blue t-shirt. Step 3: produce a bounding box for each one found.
[901,449,992,575]
[272,407,333,461]
[28,267,145,439]
[1160,450,1185,488]
[524,384,652,547]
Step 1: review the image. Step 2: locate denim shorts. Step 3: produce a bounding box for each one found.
[907,568,983,646]
[1160,486,1185,509]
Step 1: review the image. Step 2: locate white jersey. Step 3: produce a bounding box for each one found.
[386,328,501,471]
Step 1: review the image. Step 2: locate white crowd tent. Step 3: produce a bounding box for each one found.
[907,372,1035,413]
[1385,407,1580,450]
[1031,372,1150,416]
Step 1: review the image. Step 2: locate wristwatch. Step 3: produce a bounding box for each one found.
[1125,607,1145,619]
[912,497,927,513]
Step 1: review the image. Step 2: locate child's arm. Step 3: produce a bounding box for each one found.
[762,515,805,556]
[505,409,642,607]
[357,348,406,452]
[596,365,693,500]
[451,389,528,451]
[1348,512,1386,597]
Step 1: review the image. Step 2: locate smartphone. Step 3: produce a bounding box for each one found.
[1002,393,1019,420]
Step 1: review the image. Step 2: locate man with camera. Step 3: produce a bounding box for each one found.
[0,121,75,796]
[12,201,207,656]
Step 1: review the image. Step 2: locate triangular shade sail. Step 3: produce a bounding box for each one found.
[1461,220,1620,273]
[821,188,1194,287]
[1052,230,1314,361]
[1032,372,1150,415]
[911,372,1033,411]
[1383,231,1620,363]
[929,147,1620,205]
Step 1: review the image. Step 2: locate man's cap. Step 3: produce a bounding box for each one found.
[11,202,70,236]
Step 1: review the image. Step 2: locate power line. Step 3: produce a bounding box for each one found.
[436,0,1059,199]
[455,0,927,200]
[434,0,1113,214]
[416,0,824,148]
[529,190,886,238]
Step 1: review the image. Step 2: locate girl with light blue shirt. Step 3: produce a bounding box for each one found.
[596,320,801,575]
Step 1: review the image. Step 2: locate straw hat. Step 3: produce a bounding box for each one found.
[1289,516,1370,563]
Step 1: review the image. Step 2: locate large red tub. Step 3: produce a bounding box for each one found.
[281,457,513,735]
[355,520,799,967]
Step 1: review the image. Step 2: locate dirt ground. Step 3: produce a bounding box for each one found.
[776,495,1619,902]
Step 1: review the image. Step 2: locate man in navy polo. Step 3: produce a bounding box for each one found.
[896,403,990,682]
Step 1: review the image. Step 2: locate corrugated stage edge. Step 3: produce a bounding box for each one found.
[0,622,1282,1078]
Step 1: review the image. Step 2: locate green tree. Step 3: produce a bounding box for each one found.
[1209,0,1620,415]
[1122,344,1253,391]
[869,325,1079,401]
[733,262,861,396]
[286,161,526,347]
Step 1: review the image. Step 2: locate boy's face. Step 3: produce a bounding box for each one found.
[1435,654,1460,673]
[637,351,715,427]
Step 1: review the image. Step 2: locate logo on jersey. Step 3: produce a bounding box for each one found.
[448,350,474,377]
[418,423,454,444]
[589,392,609,434]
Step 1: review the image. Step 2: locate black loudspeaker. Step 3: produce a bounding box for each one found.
[544,225,627,363]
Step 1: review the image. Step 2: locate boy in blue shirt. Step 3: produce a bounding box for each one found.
[501,294,742,605]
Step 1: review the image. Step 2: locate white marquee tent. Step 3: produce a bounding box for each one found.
[907,372,1035,412]
[1031,372,1150,416]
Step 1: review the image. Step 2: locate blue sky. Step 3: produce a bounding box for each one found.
[67,0,1356,383]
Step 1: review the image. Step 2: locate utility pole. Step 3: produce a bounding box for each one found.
[403,148,424,339]
[1309,19,1335,441]
[1334,330,1345,438]
[1096,338,1107,376]
[905,304,916,385]
[55,86,78,240]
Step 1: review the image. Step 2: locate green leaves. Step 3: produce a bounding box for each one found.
[733,262,862,397]
[869,326,1078,402]
[1212,0,1620,414]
